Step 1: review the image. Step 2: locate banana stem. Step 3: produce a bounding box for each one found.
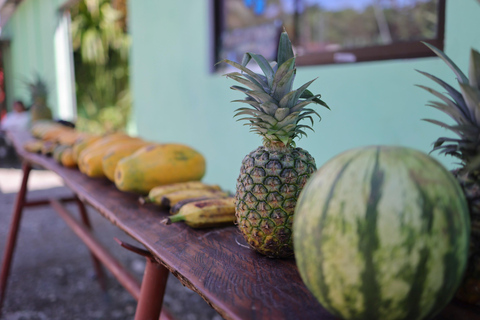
[168,214,185,224]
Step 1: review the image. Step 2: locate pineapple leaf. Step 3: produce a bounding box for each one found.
[279,135,291,147]
[226,74,265,92]
[301,89,330,109]
[222,59,269,88]
[277,31,295,68]
[416,84,471,123]
[272,67,296,102]
[433,137,463,147]
[258,114,278,126]
[232,100,262,111]
[423,42,469,84]
[246,90,278,105]
[259,102,278,116]
[417,70,472,122]
[469,49,480,90]
[274,108,290,121]
[426,101,466,124]
[230,85,250,94]
[290,100,316,113]
[465,154,480,171]
[276,112,301,127]
[272,57,296,99]
[458,83,480,125]
[279,78,317,109]
[245,53,275,88]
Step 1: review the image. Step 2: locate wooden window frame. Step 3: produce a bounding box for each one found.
[211,0,446,70]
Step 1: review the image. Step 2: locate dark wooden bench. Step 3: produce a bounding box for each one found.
[1,130,479,320]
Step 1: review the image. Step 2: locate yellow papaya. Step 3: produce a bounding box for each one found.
[79,137,141,178]
[61,148,77,168]
[102,140,152,182]
[72,135,102,162]
[57,130,88,147]
[53,145,69,163]
[42,126,75,142]
[114,144,206,194]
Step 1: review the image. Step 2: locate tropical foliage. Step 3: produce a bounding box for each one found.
[70,0,131,133]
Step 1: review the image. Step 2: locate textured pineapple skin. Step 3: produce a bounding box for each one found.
[454,170,480,304]
[235,146,316,258]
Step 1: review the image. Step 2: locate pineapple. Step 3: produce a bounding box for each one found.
[27,75,53,122]
[418,43,480,304]
[221,31,329,258]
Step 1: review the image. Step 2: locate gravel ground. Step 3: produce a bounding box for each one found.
[0,151,222,320]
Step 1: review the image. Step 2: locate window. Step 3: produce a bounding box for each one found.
[212,0,446,70]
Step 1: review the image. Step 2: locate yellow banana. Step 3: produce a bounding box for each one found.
[23,140,44,153]
[140,181,222,204]
[170,195,228,214]
[163,197,236,228]
[156,189,227,208]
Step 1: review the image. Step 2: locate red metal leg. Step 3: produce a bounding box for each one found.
[115,239,173,320]
[134,258,169,320]
[74,197,107,291]
[0,162,32,312]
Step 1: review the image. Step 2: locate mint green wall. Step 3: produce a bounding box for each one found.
[2,0,68,115]
[130,0,480,191]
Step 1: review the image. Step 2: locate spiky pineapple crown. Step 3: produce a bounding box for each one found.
[221,31,329,149]
[417,43,480,171]
[25,74,49,106]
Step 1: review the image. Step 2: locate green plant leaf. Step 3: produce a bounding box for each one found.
[469,49,480,90]
[279,78,317,109]
[423,42,469,84]
[277,31,295,69]
[222,59,269,88]
[247,53,275,88]
[459,83,480,125]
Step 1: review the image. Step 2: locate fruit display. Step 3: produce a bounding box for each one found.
[141,181,222,205]
[163,197,236,228]
[155,189,228,208]
[23,140,44,153]
[78,136,141,178]
[72,135,102,161]
[114,144,206,194]
[294,146,470,320]
[60,148,76,168]
[220,30,329,258]
[102,140,152,181]
[418,43,480,304]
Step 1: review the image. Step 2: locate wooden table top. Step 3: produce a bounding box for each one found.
[7,130,480,320]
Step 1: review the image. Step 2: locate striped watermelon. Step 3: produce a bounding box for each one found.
[294,146,470,320]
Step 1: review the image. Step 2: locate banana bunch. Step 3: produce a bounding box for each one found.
[140,181,223,206]
[163,197,236,228]
[23,139,44,153]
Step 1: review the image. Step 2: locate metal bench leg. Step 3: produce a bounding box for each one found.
[74,197,107,291]
[134,257,169,320]
[115,239,171,320]
[0,162,31,313]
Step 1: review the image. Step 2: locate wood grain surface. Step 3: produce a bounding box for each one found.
[7,130,480,320]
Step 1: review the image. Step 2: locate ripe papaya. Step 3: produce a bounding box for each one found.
[57,130,88,147]
[79,136,141,178]
[102,140,152,182]
[53,144,69,163]
[61,147,76,168]
[114,144,206,194]
[72,135,102,162]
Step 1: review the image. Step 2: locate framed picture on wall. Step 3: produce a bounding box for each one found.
[212,0,446,70]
